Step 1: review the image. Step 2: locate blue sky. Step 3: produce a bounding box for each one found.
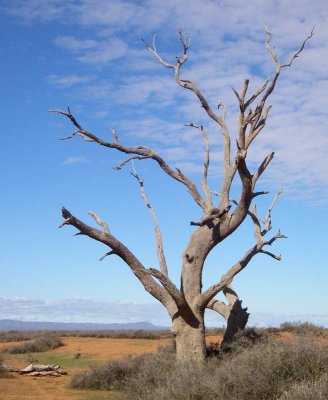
[0,0,327,327]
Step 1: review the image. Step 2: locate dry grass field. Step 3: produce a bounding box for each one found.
[0,334,221,400]
[1,326,328,400]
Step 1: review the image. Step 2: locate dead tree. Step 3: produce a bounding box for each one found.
[52,27,312,362]
[130,162,249,343]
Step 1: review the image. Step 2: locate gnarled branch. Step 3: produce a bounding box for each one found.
[145,268,186,308]
[221,26,312,223]
[59,207,172,308]
[199,193,286,307]
[51,108,206,211]
[144,32,232,209]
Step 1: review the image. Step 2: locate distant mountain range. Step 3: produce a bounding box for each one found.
[0,319,165,331]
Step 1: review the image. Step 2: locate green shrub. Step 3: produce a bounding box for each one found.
[5,335,63,354]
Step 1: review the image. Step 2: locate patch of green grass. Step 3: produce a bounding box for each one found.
[37,352,96,368]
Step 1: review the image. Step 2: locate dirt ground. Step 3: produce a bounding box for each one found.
[0,335,221,400]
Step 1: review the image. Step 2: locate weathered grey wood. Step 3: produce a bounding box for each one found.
[17,364,67,376]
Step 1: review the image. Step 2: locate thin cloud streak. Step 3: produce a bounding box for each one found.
[2,297,328,327]
[0,297,169,325]
[61,156,90,165]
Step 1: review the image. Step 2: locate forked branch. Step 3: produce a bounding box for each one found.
[60,207,186,310]
[229,25,313,204]
[207,285,249,331]
[58,207,176,309]
[144,32,232,190]
[207,285,240,319]
[145,268,185,308]
[88,211,110,234]
[200,192,286,307]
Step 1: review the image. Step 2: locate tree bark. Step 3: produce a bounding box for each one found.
[171,312,206,363]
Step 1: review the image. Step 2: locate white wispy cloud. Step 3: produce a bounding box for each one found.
[6,0,328,203]
[53,35,129,65]
[0,297,169,325]
[47,74,93,87]
[5,0,70,22]
[61,156,90,165]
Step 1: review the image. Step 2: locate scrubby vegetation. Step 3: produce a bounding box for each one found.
[3,335,63,354]
[71,329,328,400]
[279,374,328,400]
[0,329,172,342]
[0,328,229,343]
[71,343,176,391]
[0,331,40,342]
[0,356,10,378]
[59,329,172,340]
[279,321,327,336]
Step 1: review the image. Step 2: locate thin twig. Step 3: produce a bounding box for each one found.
[131,162,168,277]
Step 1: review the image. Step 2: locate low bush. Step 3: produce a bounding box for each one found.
[279,321,326,336]
[207,327,269,357]
[0,331,41,342]
[54,329,172,339]
[4,335,63,354]
[71,336,328,400]
[71,343,176,391]
[278,373,328,400]
[0,329,173,341]
[0,356,10,378]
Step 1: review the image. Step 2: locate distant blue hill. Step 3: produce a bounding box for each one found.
[0,319,166,331]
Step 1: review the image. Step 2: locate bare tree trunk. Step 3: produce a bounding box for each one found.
[172,313,206,363]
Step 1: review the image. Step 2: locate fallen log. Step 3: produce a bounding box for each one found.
[18,364,67,376]
[25,370,67,377]
[19,364,60,374]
